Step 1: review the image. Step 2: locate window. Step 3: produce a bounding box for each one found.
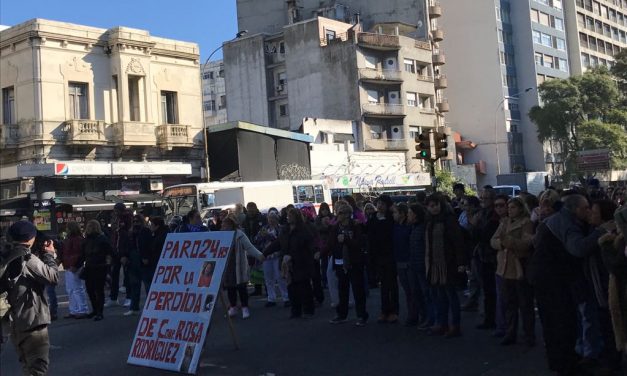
[556,38,566,50]
[553,0,562,9]
[128,76,141,121]
[535,52,544,65]
[580,32,589,48]
[203,100,215,112]
[404,59,415,73]
[2,86,15,124]
[500,51,514,66]
[68,82,88,119]
[541,33,552,47]
[419,95,432,109]
[279,41,285,54]
[533,30,541,44]
[409,126,420,140]
[503,74,517,88]
[325,29,336,41]
[160,91,178,124]
[406,92,417,107]
[558,58,568,72]
[219,95,226,109]
[553,17,564,31]
[202,71,213,80]
[278,72,287,85]
[543,55,555,68]
[279,104,288,116]
[218,69,225,78]
[540,12,550,26]
[577,13,586,28]
[531,9,539,23]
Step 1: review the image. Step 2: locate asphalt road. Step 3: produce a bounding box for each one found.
[2,272,557,376]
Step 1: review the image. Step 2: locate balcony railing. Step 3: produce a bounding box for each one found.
[362,103,405,117]
[112,121,156,146]
[63,120,107,145]
[357,32,400,50]
[364,138,409,151]
[0,124,19,148]
[433,49,446,65]
[156,124,193,150]
[358,68,403,82]
[437,99,450,113]
[429,2,442,18]
[434,75,448,88]
[415,40,432,50]
[432,28,444,42]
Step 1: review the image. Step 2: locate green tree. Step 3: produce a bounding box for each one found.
[578,120,627,169]
[529,69,624,181]
[611,49,627,96]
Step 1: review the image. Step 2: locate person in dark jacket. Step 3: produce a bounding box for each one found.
[408,203,433,329]
[144,216,168,292]
[315,202,334,290]
[106,203,133,308]
[327,204,368,326]
[1,220,58,375]
[268,208,316,318]
[80,220,112,321]
[392,203,420,326]
[243,202,266,297]
[367,195,398,324]
[177,209,209,233]
[530,194,610,375]
[470,187,501,330]
[60,221,89,319]
[425,194,466,338]
[123,214,152,316]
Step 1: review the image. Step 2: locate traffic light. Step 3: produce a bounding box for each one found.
[415,131,432,160]
[434,131,448,160]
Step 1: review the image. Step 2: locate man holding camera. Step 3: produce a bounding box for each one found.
[0,221,59,375]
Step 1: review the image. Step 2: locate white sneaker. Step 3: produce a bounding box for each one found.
[228,307,238,317]
[123,299,131,308]
[242,307,250,319]
[104,299,118,308]
[123,310,139,316]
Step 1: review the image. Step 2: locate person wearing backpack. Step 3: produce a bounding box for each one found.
[0,220,59,375]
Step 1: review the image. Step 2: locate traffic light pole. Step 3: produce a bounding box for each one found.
[429,160,437,192]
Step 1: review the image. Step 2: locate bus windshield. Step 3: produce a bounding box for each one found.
[162,186,198,218]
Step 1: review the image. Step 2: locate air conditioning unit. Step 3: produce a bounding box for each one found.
[19,180,35,194]
[276,84,285,92]
[149,179,163,191]
[371,132,382,139]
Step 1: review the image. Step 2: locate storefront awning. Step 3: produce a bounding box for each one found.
[54,196,116,212]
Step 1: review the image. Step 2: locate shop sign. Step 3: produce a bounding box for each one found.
[112,163,192,176]
[323,173,431,189]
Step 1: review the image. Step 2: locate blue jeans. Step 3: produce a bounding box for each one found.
[128,265,142,311]
[575,300,602,359]
[46,284,57,316]
[417,271,436,325]
[397,263,425,323]
[432,284,461,328]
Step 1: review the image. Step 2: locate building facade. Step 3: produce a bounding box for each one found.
[226,0,447,173]
[201,60,228,126]
[439,0,570,185]
[564,0,627,75]
[0,19,203,202]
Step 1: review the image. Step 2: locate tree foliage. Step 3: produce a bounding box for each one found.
[612,49,627,96]
[529,68,626,181]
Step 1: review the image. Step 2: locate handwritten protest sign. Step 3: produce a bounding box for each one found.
[127,231,234,374]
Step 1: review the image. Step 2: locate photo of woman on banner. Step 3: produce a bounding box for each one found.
[198,261,216,287]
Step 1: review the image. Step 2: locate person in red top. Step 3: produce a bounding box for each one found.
[60,221,89,318]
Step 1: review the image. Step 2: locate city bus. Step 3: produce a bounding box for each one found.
[161,180,332,219]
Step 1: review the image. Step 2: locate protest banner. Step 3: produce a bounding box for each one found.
[127,231,234,374]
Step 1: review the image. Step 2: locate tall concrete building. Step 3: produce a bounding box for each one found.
[225,0,447,173]
[201,60,228,126]
[564,0,627,75]
[0,19,203,203]
[440,0,571,185]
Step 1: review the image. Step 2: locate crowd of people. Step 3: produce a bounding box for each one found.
[1,181,627,375]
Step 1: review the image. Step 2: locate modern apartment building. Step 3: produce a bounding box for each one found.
[201,60,228,126]
[0,19,203,202]
[226,0,446,173]
[564,0,627,75]
[440,0,570,185]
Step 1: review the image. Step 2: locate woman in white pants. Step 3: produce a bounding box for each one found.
[255,213,289,307]
[60,221,90,319]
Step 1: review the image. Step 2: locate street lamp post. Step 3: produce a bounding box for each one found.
[493,87,534,176]
[201,30,247,182]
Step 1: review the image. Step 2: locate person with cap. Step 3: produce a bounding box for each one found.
[0,220,58,375]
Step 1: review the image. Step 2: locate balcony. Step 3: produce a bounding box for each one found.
[63,120,107,146]
[432,28,444,42]
[433,50,446,65]
[358,68,403,83]
[362,103,405,118]
[357,32,400,50]
[0,124,19,148]
[429,2,442,18]
[156,124,194,150]
[434,75,448,89]
[364,138,409,151]
[437,99,450,113]
[112,121,156,146]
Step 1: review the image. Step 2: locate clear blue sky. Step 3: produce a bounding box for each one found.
[0,0,238,60]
